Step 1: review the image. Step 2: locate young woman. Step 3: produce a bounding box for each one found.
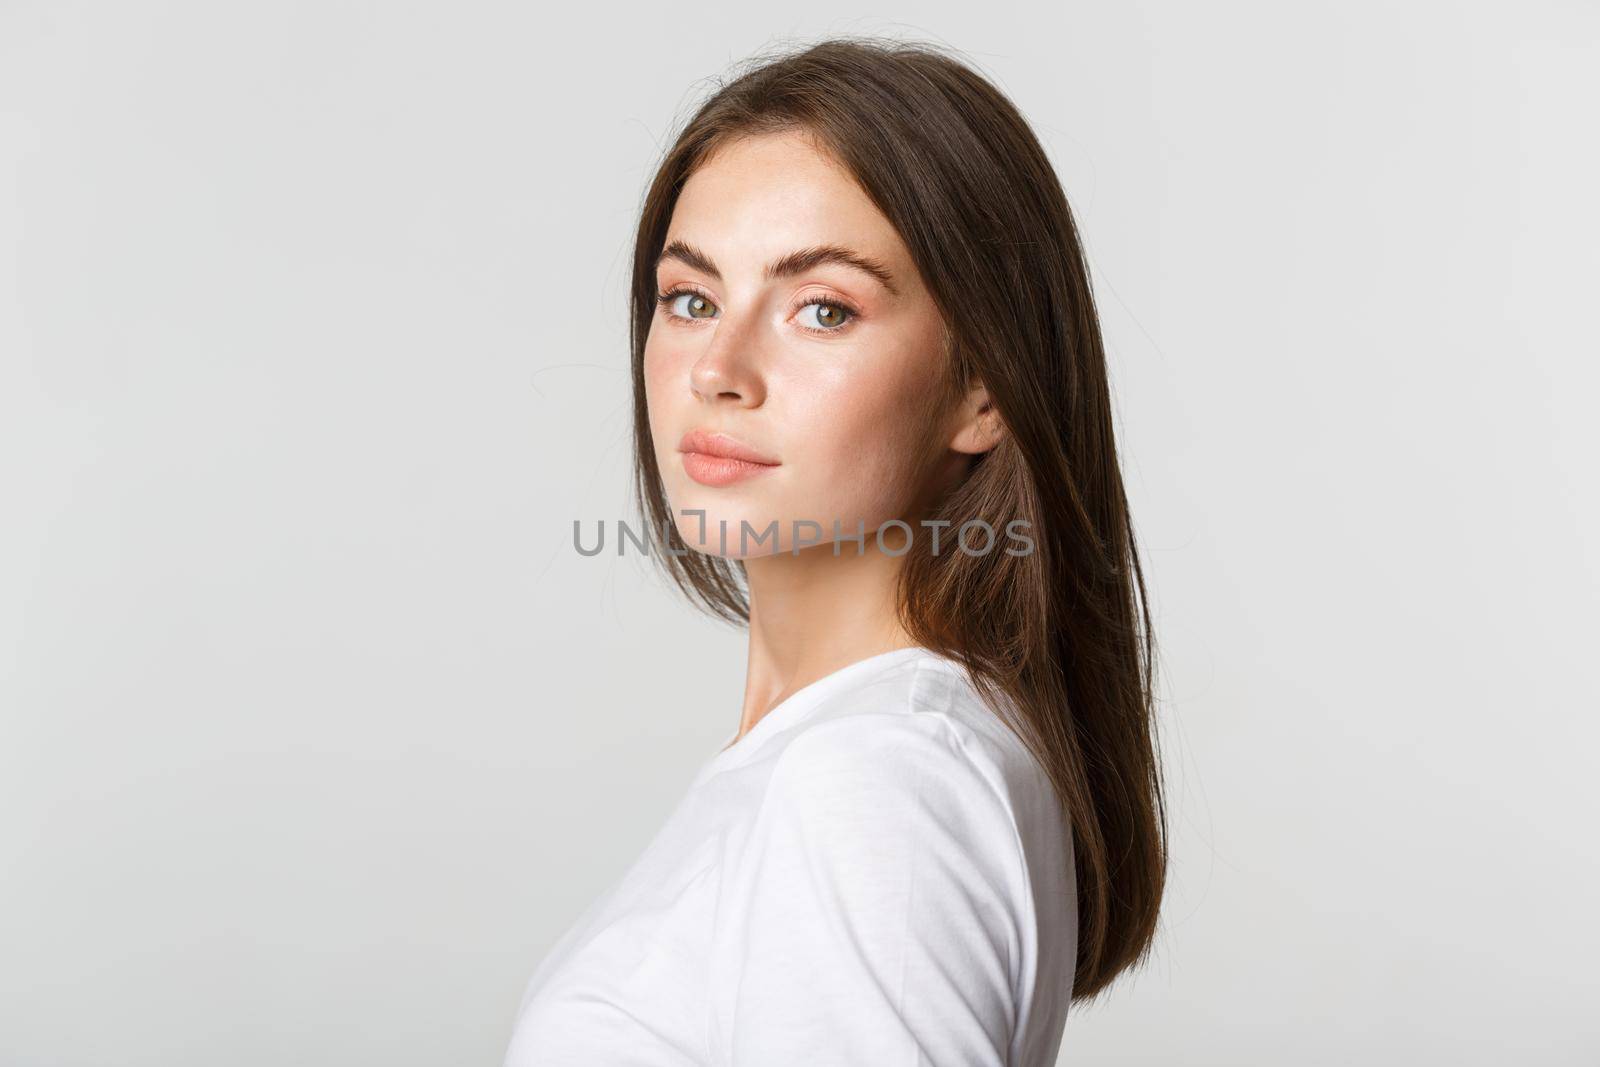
[505,37,1166,1066]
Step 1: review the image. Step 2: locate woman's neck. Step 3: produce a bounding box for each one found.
[732,543,915,744]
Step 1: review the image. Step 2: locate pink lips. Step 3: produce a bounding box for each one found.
[677,428,780,487]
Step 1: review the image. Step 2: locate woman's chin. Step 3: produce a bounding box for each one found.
[670,515,786,559]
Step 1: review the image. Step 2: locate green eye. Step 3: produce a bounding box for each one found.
[657,288,719,320]
[797,301,851,331]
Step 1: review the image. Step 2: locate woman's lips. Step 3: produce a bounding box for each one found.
[681,452,779,487]
[677,428,780,487]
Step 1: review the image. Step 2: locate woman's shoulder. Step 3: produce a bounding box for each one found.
[707,653,1077,1066]
[778,650,1061,820]
[737,666,1041,915]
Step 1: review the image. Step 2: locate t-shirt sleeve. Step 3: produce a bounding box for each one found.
[705,711,1032,1065]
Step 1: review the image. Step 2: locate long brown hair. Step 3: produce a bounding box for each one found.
[627,36,1166,1004]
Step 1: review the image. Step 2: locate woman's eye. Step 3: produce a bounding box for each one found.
[796,300,853,331]
[666,291,718,320]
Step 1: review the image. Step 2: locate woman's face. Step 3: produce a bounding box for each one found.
[644,130,964,558]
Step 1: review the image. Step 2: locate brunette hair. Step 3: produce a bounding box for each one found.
[628,35,1166,1004]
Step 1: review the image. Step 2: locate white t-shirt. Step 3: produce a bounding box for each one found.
[503,645,1077,1066]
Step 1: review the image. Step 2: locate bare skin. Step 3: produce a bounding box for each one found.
[642,129,1003,747]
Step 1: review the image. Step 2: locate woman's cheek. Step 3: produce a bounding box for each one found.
[643,355,682,465]
[798,434,914,530]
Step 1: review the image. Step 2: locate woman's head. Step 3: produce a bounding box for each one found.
[629,36,1166,1004]
[643,128,998,557]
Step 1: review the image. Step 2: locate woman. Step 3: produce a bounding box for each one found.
[506,36,1166,1065]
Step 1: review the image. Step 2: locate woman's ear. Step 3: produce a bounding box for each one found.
[948,382,1005,456]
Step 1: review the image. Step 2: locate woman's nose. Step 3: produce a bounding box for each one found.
[688,311,766,406]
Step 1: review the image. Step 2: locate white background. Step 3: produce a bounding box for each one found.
[3,2,1596,1063]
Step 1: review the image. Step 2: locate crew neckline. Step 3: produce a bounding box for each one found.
[694,645,957,782]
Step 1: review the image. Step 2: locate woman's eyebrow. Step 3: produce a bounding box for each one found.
[656,239,900,298]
